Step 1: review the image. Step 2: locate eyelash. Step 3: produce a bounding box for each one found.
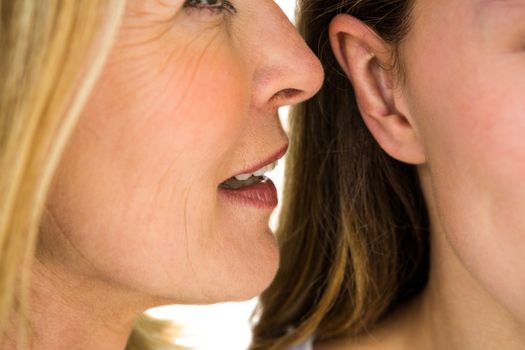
[183,0,237,15]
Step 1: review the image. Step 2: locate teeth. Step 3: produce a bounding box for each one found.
[254,166,269,177]
[234,161,277,181]
[234,173,252,181]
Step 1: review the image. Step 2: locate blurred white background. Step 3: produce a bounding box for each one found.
[147,1,297,349]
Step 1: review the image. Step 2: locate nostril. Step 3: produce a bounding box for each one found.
[271,88,303,103]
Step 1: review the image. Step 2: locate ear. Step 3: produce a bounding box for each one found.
[329,14,425,165]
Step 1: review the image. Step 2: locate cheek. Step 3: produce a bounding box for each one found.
[91,30,249,201]
[100,30,250,174]
[412,55,525,233]
[436,68,525,310]
[44,30,252,297]
[402,6,525,319]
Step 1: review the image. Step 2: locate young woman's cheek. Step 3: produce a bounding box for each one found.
[396,0,525,319]
[473,57,525,238]
[426,44,525,321]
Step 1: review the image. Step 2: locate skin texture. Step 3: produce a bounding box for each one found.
[15,1,323,349]
[324,0,525,349]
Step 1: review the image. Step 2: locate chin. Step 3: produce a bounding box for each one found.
[219,232,280,302]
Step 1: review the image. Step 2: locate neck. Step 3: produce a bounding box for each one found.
[404,176,525,350]
[5,259,158,350]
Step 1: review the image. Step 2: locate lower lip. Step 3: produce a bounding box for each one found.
[218,180,278,209]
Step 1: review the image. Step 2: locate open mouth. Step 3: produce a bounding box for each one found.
[217,145,287,208]
[219,161,277,190]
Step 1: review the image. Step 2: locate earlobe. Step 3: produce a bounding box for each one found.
[329,15,426,165]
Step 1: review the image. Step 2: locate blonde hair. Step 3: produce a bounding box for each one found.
[0,1,180,349]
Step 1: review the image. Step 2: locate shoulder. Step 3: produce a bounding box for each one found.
[312,321,412,350]
[314,315,412,349]
[314,298,424,350]
[289,338,314,350]
[314,336,379,350]
[289,330,404,350]
[313,335,399,350]
[288,333,387,350]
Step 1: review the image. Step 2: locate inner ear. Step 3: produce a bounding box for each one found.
[370,55,397,115]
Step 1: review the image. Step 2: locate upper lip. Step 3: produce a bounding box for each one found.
[222,143,289,182]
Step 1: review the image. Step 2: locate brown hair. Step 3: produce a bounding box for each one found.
[251,1,429,349]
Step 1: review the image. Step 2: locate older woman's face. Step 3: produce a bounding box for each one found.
[41,0,323,303]
[400,0,525,319]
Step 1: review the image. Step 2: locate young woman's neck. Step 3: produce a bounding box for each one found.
[406,169,525,350]
[412,218,525,350]
[5,259,155,350]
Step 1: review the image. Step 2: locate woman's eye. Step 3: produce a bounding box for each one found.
[183,0,237,14]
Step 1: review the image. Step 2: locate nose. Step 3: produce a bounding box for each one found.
[249,2,324,109]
